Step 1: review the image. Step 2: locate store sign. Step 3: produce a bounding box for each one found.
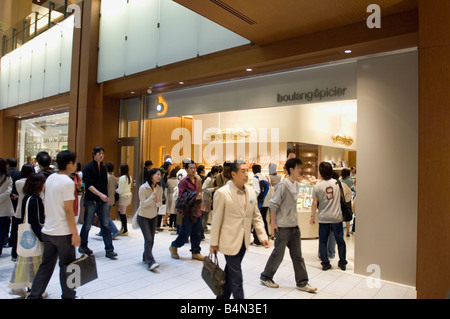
[277,87,348,103]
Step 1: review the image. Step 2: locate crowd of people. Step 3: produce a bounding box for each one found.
[0,147,356,299]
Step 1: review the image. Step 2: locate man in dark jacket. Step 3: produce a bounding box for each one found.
[79,146,117,259]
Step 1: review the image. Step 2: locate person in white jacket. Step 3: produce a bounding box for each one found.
[116,163,132,236]
[0,158,14,257]
[136,168,163,271]
[210,160,269,299]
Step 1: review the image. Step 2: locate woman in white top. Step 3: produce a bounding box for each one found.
[116,163,132,236]
[136,168,163,271]
[166,166,180,231]
[0,158,14,257]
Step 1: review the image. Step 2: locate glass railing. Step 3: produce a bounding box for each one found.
[1,0,82,58]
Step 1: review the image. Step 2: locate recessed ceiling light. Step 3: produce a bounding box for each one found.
[179,81,184,85]
[246,68,253,72]
[130,91,135,94]
[344,50,352,54]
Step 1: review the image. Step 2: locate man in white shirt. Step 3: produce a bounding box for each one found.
[28,150,81,299]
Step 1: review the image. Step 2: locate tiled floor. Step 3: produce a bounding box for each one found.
[0,220,416,300]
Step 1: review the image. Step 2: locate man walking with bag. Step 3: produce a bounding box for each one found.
[210,160,270,299]
[169,159,204,261]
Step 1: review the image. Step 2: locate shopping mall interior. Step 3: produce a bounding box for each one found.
[0,0,449,300]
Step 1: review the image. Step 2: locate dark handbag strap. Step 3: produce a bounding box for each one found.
[337,180,345,200]
[207,253,220,266]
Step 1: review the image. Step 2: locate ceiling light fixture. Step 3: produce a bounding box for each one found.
[246,68,253,72]
[344,50,352,54]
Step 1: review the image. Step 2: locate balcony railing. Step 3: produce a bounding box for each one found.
[1,0,82,58]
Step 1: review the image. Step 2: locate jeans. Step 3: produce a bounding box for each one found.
[98,206,120,237]
[252,206,269,245]
[319,222,347,266]
[10,216,20,259]
[137,215,158,266]
[80,200,114,253]
[217,242,246,299]
[171,214,202,254]
[28,233,76,299]
[317,229,336,258]
[261,226,309,287]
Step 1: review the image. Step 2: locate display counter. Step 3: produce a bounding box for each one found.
[297,182,319,239]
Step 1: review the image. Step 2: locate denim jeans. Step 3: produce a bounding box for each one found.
[28,233,76,299]
[80,200,114,253]
[137,215,158,266]
[98,206,120,237]
[171,214,202,254]
[217,242,246,299]
[252,206,269,245]
[319,222,347,266]
[317,229,336,258]
[261,226,309,287]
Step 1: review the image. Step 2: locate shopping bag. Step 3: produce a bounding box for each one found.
[201,253,226,296]
[65,254,98,287]
[158,204,167,215]
[131,212,139,230]
[17,197,43,257]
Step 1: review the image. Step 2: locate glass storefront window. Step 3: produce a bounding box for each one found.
[18,112,69,168]
[119,98,140,138]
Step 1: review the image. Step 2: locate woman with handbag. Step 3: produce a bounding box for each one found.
[9,173,46,298]
[136,168,163,271]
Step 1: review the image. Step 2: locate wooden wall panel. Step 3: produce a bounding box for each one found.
[417,0,450,299]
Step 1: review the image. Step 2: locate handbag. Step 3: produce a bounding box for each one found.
[131,212,139,230]
[158,204,167,215]
[201,253,226,296]
[64,254,98,287]
[17,197,44,257]
[337,181,353,222]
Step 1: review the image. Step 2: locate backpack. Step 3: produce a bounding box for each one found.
[255,176,270,209]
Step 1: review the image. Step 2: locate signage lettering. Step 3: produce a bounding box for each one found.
[277,87,348,103]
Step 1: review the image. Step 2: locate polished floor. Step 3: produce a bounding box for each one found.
[0,219,416,300]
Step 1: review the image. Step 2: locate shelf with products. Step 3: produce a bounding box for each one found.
[297,180,319,239]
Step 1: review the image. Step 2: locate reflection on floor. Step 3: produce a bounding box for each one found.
[0,220,416,300]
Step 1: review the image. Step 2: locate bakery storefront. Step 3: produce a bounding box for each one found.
[136,62,358,239]
[126,50,418,287]
[17,111,69,168]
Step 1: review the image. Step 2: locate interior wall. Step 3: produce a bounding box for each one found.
[355,51,418,286]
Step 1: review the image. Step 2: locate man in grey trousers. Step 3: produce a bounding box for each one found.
[260,158,317,293]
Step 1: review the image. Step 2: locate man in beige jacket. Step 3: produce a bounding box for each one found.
[210,160,269,299]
